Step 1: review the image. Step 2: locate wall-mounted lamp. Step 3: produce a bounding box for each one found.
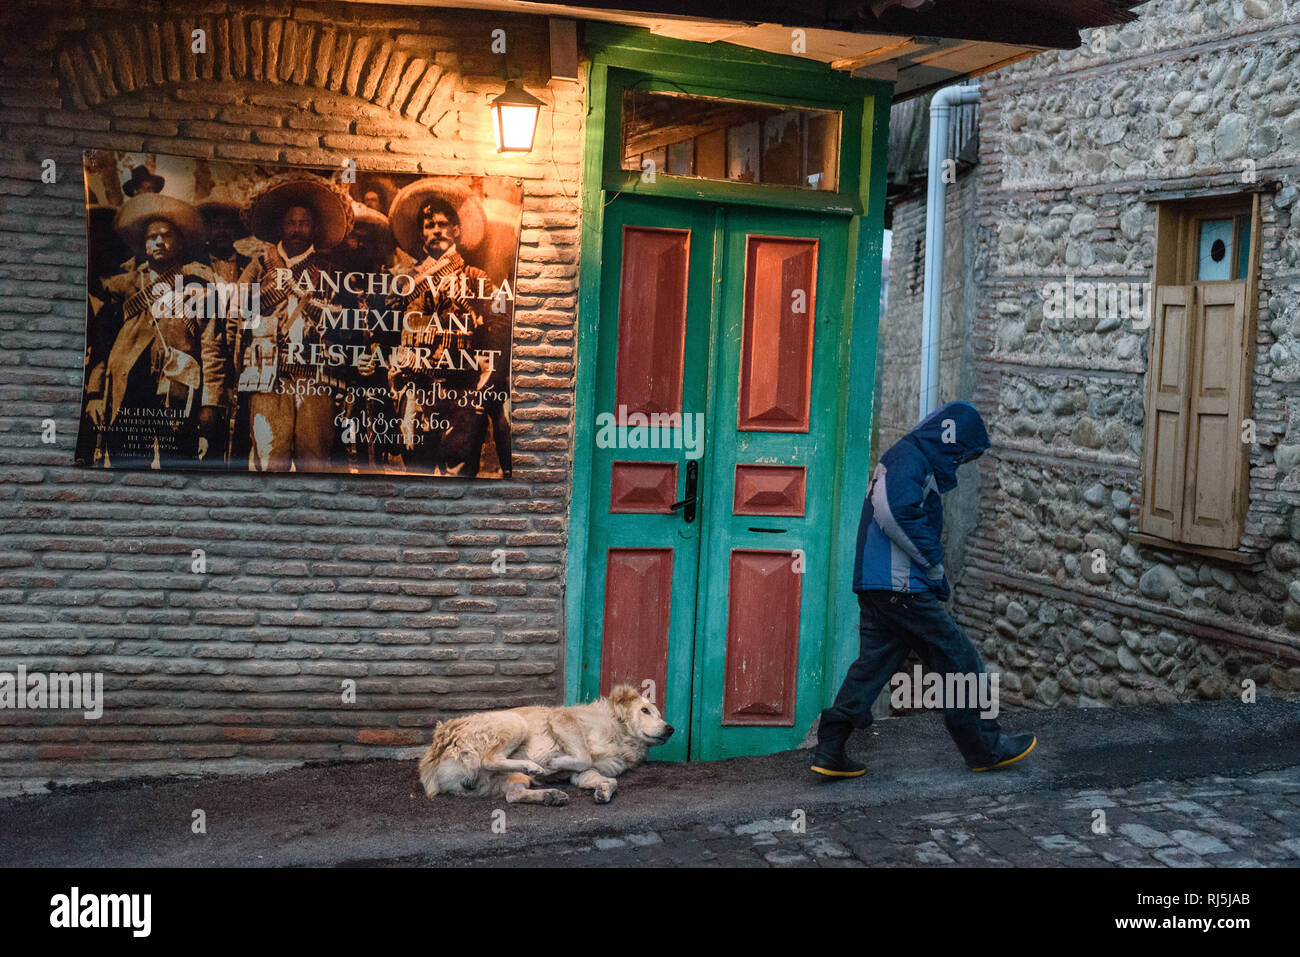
[490,80,544,154]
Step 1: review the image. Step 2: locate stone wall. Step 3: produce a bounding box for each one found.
[0,0,584,792]
[959,0,1300,710]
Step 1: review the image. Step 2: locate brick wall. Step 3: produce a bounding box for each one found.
[954,0,1300,710]
[0,0,584,793]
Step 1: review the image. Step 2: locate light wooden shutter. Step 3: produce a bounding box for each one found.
[1181,282,1248,548]
[1139,285,1193,540]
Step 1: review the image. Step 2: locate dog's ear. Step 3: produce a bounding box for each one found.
[608,684,641,708]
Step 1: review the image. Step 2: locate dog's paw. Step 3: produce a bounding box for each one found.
[593,781,616,804]
[542,788,569,807]
[521,761,548,777]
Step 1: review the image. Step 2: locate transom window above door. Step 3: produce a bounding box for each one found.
[620,89,841,191]
[1194,213,1251,281]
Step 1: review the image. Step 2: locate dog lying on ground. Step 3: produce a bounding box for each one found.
[418,685,673,806]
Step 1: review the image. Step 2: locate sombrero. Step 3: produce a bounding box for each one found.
[247,171,353,249]
[388,178,486,258]
[113,193,206,253]
[348,200,395,253]
[351,175,399,213]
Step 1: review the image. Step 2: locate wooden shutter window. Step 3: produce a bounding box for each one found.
[1140,285,1192,541]
[1181,282,1247,548]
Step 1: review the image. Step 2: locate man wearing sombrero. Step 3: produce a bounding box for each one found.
[201,171,352,473]
[109,166,168,276]
[195,189,255,466]
[386,178,496,476]
[197,190,253,284]
[352,175,415,274]
[82,193,214,468]
[331,200,403,472]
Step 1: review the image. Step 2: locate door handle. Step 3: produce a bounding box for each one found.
[670,460,698,523]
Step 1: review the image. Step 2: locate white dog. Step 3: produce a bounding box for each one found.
[418,685,673,805]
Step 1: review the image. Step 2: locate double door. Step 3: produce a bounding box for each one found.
[581,193,848,760]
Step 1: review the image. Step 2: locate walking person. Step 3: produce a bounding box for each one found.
[811,400,1037,778]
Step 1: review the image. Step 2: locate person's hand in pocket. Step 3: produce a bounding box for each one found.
[926,563,951,601]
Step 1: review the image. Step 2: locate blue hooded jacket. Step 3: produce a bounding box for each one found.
[852,401,991,597]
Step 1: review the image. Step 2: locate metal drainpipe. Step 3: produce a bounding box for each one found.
[919,82,980,421]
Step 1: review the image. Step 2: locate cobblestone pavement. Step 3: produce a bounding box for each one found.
[446,767,1300,868]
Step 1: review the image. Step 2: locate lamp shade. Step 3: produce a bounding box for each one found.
[490,81,544,153]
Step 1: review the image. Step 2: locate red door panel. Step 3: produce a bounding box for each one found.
[733,464,807,517]
[737,236,818,432]
[722,549,802,726]
[601,547,673,712]
[614,226,690,415]
[610,461,678,513]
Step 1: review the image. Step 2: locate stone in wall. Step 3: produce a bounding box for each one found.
[957,0,1300,707]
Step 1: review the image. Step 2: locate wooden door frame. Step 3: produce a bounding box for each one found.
[564,23,893,732]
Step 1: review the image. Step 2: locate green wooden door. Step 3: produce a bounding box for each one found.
[582,194,848,761]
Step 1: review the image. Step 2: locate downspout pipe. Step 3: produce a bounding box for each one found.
[919,82,980,421]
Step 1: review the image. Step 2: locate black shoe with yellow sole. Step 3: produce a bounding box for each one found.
[810,745,866,778]
[967,733,1037,772]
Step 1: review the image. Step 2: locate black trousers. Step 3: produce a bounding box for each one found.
[819,589,1003,765]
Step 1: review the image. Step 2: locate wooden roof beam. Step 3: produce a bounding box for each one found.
[830,37,936,72]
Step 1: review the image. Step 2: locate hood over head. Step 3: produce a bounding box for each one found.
[904,400,990,493]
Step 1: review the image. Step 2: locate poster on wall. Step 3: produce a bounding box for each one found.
[76,150,521,478]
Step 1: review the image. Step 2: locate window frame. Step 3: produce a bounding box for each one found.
[599,67,868,215]
[1174,196,1254,285]
[617,86,844,193]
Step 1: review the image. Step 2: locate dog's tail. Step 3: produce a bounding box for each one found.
[418,719,460,797]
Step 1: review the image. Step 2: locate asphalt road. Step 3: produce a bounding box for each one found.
[1,697,1297,866]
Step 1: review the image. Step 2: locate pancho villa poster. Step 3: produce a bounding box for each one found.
[76,150,521,478]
